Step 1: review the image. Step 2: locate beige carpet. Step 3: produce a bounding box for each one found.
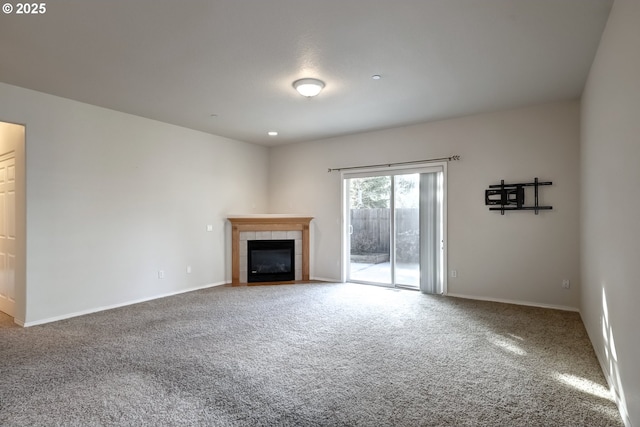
[0,283,623,426]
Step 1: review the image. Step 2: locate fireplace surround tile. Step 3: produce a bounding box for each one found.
[256,231,272,240]
[287,231,302,240]
[240,231,255,241]
[272,231,288,240]
[239,232,302,281]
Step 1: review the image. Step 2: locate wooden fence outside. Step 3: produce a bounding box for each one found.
[350,208,419,263]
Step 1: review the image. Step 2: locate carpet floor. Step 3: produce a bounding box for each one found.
[0,283,623,426]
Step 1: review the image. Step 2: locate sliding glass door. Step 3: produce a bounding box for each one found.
[348,175,393,285]
[345,165,445,294]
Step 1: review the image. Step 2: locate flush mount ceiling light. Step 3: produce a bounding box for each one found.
[292,78,325,97]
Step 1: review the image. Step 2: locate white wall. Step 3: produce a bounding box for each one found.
[581,0,640,424]
[0,83,269,325]
[269,101,580,309]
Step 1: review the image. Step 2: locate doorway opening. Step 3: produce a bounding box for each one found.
[0,120,25,323]
[343,164,446,294]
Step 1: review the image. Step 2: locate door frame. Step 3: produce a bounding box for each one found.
[0,152,16,316]
[0,120,26,324]
[340,162,448,294]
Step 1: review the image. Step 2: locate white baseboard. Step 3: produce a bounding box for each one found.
[22,281,227,327]
[311,276,341,283]
[446,292,579,312]
[582,314,632,427]
[595,348,632,427]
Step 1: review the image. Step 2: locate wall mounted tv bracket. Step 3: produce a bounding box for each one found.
[485,178,552,215]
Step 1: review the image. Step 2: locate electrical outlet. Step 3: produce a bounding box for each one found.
[562,279,570,289]
[451,270,457,278]
[186,265,192,274]
[158,270,165,279]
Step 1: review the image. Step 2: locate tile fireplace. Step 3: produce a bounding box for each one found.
[227,215,313,285]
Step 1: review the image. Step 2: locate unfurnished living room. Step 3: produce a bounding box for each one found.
[0,1,638,426]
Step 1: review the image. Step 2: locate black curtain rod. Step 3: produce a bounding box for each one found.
[328,155,460,173]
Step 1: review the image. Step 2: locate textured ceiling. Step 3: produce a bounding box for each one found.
[0,0,613,146]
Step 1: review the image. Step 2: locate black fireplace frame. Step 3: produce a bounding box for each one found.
[247,239,295,283]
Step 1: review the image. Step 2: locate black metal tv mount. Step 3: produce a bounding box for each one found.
[485,177,552,215]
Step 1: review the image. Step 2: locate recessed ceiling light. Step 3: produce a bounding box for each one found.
[372,74,381,80]
[268,131,278,136]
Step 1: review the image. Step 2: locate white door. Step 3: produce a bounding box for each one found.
[0,154,16,317]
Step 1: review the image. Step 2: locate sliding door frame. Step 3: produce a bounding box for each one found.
[340,162,448,294]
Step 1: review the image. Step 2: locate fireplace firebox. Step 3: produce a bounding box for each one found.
[247,239,295,282]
